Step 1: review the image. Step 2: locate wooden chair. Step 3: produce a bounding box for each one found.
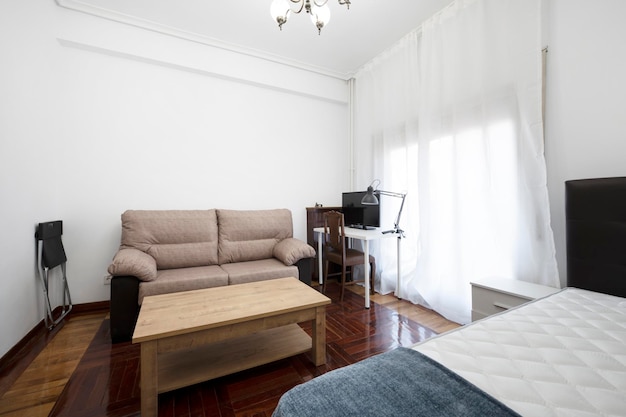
[322,211,375,302]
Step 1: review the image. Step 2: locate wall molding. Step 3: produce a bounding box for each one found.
[55,0,351,81]
[57,37,348,106]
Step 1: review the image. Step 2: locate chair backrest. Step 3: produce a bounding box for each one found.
[323,211,346,254]
[35,220,67,269]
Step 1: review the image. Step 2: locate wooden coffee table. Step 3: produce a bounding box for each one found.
[132,277,331,417]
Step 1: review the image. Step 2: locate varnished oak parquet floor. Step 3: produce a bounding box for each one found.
[0,313,108,417]
[0,282,459,417]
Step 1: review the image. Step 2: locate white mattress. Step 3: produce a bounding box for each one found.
[413,288,626,417]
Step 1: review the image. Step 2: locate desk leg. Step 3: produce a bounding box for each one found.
[396,235,402,299]
[140,340,158,417]
[364,240,370,309]
[317,231,323,285]
[312,305,326,366]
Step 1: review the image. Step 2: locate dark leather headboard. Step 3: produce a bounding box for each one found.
[566,177,626,297]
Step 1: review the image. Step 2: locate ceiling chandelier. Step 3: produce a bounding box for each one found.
[270,0,351,35]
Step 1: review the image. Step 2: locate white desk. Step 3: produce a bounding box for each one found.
[314,226,401,308]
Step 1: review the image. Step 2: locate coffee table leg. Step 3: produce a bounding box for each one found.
[141,340,158,417]
[312,306,326,366]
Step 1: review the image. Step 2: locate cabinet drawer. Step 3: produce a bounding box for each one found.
[471,286,530,318]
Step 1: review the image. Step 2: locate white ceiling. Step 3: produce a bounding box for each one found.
[61,0,453,79]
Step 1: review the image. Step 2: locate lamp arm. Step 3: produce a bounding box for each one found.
[376,190,407,236]
[377,190,406,199]
[394,193,406,232]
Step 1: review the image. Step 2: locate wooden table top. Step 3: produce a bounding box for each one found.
[132,277,330,343]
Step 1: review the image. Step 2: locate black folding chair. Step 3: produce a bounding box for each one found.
[35,220,72,329]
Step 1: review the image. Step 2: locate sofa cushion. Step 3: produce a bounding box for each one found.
[221,258,298,285]
[121,210,219,269]
[217,209,293,264]
[108,248,157,281]
[138,265,228,304]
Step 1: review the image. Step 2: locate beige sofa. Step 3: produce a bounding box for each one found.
[108,209,315,342]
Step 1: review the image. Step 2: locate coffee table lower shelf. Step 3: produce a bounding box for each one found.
[157,323,312,394]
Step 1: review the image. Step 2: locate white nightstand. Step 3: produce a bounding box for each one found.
[470,278,560,321]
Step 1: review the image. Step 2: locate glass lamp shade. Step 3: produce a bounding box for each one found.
[270,0,290,22]
[310,3,331,27]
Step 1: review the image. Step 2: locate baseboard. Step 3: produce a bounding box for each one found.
[0,300,110,395]
[71,300,110,315]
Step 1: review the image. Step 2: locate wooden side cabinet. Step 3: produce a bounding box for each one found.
[306,206,341,282]
[470,278,560,321]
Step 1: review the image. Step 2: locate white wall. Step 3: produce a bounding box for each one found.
[0,1,350,358]
[544,0,626,287]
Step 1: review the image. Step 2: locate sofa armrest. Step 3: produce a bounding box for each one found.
[274,238,316,266]
[108,248,157,282]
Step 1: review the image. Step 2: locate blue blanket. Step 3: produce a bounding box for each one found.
[273,347,520,417]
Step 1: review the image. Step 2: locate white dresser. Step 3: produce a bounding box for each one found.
[470,278,560,321]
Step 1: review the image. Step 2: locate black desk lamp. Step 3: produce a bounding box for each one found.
[361,180,407,236]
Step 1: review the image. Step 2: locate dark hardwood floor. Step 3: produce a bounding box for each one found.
[1,282,459,417]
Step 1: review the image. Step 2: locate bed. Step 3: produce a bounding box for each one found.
[273,177,626,417]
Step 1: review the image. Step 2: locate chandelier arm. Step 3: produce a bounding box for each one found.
[313,0,329,7]
[289,0,305,14]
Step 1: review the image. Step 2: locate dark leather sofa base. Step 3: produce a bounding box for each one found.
[110,257,313,343]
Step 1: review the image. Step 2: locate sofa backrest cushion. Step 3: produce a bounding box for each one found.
[217,209,293,264]
[120,210,219,269]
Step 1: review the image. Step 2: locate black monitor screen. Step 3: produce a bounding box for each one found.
[342,191,380,229]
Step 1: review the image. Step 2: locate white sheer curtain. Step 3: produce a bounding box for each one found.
[353,0,559,324]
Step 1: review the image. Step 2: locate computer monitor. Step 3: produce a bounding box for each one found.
[342,191,380,229]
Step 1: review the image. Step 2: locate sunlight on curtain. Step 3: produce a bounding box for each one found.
[353,0,559,324]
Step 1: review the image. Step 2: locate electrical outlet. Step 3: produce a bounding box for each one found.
[103,274,112,285]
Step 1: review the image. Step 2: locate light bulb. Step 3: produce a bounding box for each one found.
[270,0,290,29]
[309,3,330,33]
